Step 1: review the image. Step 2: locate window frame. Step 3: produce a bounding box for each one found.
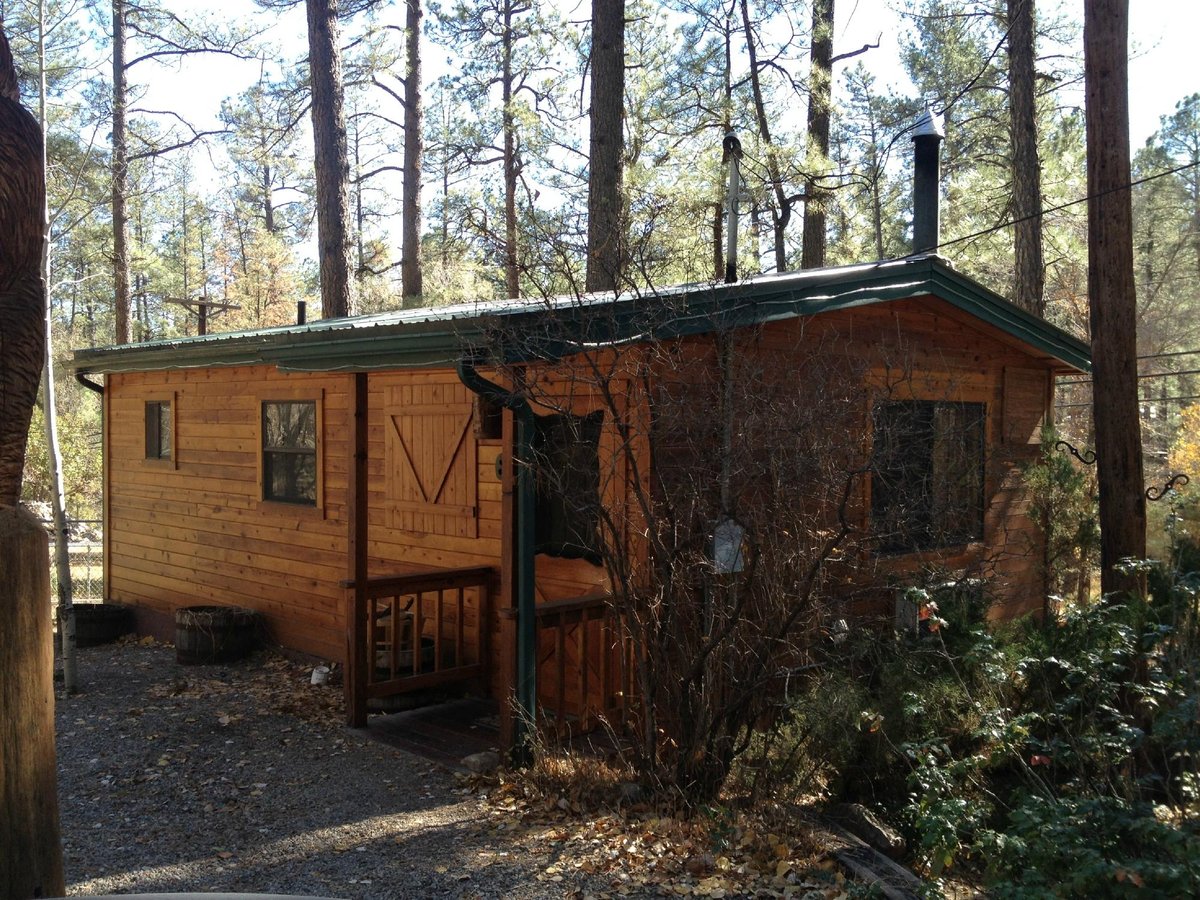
[142,393,177,468]
[257,390,324,513]
[869,398,987,555]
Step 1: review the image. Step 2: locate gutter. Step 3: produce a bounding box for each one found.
[455,353,537,764]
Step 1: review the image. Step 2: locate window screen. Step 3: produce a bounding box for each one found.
[262,401,317,505]
[532,410,604,563]
[145,400,172,460]
[871,400,985,553]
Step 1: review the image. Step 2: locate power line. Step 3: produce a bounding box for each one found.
[934,160,1200,252]
[1057,393,1200,409]
[1058,367,1200,387]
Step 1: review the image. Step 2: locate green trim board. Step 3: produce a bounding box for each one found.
[68,256,1091,376]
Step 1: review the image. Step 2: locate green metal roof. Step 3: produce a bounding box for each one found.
[68,256,1091,376]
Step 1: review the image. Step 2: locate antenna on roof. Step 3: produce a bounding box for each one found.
[722,132,745,284]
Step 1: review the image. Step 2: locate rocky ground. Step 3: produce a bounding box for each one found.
[56,639,607,899]
[56,638,906,899]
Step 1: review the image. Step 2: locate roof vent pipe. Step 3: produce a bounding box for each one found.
[722,132,744,283]
[297,299,307,326]
[911,106,944,255]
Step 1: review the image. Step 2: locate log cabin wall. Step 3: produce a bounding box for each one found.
[105,365,352,661]
[649,295,1052,620]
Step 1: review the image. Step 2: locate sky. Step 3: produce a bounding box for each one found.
[155,0,1200,152]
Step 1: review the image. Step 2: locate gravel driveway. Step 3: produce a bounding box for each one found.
[55,641,604,899]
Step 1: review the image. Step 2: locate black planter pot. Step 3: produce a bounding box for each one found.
[72,603,134,647]
[175,605,259,665]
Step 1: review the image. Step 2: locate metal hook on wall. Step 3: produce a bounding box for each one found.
[1146,474,1190,502]
[1054,440,1097,466]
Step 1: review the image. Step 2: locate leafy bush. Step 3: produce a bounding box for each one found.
[769,573,1200,893]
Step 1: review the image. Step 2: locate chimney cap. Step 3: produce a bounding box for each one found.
[912,105,945,140]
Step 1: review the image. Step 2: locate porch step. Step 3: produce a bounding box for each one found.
[363,697,499,770]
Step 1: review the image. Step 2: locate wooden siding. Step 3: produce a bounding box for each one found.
[106,366,350,660]
[649,295,1051,620]
[106,367,506,664]
[103,292,1055,697]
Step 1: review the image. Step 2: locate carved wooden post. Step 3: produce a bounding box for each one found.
[0,22,65,897]
[0,509,65,899]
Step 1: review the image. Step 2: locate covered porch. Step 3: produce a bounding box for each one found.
[340,371,634,749]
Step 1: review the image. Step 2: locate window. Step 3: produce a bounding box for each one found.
[871,400,985,553]
[145,400,172,460]
[533,410,604,563]
[261,401,318,505]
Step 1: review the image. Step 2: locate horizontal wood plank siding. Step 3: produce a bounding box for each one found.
[106,366,351,661]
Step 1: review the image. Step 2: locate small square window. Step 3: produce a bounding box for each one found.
[145,400,172,460]
[262,401,317,505]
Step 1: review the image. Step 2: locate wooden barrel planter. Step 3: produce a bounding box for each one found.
[72,603,134,647]
[175,606,259,665]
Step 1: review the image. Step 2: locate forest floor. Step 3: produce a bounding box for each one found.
[54,639,889,898]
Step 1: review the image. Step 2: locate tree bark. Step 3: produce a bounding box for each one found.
[111,0,131,343]
[401,0,424,307]
[0,25,47,509]
[1008,0,1045,315]
[800,0,833,270]
[0,26,63,897]
[1083,0,1145,594]
[502,0,520,299]
[306,0,355,318]
[37,0,77,692]
[0,508,65,899]
[585,0,625,293]
[739,0,790,273]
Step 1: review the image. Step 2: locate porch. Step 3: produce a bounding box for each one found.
[343,564,633,747]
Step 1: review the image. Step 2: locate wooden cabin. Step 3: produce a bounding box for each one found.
[69,256,1091,742]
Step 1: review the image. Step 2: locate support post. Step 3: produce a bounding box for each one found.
[345,372,369,726]
[0,506,65,898]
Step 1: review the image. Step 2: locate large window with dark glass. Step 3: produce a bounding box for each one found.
[871,400,985,553]
[262,401,317,505]
[145,400,172,460]
[532,410,604,563]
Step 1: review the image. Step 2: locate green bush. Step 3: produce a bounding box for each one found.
[771,575,1200,892]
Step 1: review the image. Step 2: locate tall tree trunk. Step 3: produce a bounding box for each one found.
[37,0,77,693]
[739,0,790,273]
[401,0,424,308]
[306,0,355,318]
[585,0,625,293]
[1008,0,1045,315]
[0,23,65,896]
[111,0,130,343]
[1084,0,1145,594]
[502,0,520,299]
[800,0,833,270]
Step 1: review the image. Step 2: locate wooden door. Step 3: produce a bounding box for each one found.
[386,383,478,538]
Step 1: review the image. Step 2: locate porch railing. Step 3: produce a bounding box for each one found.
[346,566,493,717]
[534,591,632,736]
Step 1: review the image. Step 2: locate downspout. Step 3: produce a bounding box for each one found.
[75,372,104,395]
[456,353,537,763]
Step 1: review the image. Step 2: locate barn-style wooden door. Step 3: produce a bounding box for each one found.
[385,381,478,538]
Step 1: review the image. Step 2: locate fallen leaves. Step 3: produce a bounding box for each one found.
[467,770,855,898]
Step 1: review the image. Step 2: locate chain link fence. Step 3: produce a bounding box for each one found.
[40,518,104,604]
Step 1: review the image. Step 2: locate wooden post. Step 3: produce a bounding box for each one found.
[498,405,517,748]
[0,506,65,898]
[345,372,369,726]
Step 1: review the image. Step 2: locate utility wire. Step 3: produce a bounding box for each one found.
[1059,367,1200,386]
[1057,393,1200,409]
[932,160,1200,252]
